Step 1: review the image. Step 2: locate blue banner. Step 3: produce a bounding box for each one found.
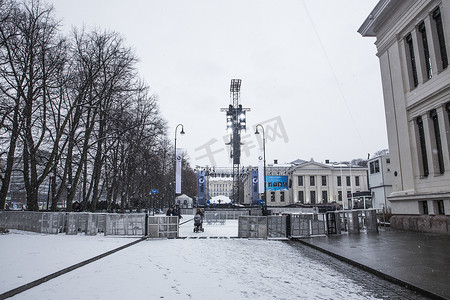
[197,171,207,206]
[251,170,260,204]
[266,175,288,191]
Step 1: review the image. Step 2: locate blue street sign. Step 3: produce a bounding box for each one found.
[151,189,158,194]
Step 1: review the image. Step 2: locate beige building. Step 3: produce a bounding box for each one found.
[359,0,450,232]
[290,160,368,210]
[242,160,368,209]
[208,178,232,199]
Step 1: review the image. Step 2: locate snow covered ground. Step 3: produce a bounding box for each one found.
[1,216,424,299]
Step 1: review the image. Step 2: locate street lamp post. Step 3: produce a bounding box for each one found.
[255,124,267,215]
[174,124,185,206]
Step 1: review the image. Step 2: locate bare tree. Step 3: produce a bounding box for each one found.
[1,0,192,212]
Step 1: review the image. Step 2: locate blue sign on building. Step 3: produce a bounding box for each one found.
[266,175,288,191]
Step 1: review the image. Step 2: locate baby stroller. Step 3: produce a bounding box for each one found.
[193,213,204,233]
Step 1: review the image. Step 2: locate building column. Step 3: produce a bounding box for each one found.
[437,106,450,172]
[422,113,438,175]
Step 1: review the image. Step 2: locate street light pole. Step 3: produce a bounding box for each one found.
[255,124,267,215]
[174,124,185,206]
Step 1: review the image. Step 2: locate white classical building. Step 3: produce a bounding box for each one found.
[290,160,368,210]
[359,0,450,232]
[242,159,369,209]
[208,177,232,199]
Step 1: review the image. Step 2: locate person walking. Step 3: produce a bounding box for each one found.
[166,207,172,216]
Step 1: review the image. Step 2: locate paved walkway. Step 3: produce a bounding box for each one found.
[297,228,450,300]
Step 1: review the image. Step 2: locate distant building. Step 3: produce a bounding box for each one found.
[359,0,450,232]
[368,154,393,212]
[290,159,368,210]
[208,177,233,199]
[242,159,369,209]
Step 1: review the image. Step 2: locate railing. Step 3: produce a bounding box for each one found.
[0,208,379,239]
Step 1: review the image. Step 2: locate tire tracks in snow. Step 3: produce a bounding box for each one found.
[0,237,146,299]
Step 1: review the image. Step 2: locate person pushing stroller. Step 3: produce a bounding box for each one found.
[193,208,204,233]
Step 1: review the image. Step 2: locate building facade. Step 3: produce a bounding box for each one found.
[359,0,450,232]
[242,160,368,209]
[208,178,233,199]
[368,154,393,212]
[290,160,368,210]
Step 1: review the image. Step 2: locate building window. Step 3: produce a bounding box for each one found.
[432,7,448,70]
[310,191,316,205]
[430,109,445,174]
[298,191,304,204]
[405,33,419,88]
[386,158,390,164]
[346,176,351,186]
[321,176,327,186]
[310,176,315,186]
[421,201,429,214]
[322,191,328,204]
[416,116,429,177]
[418,21,432,80]
[370,160,380,174]
[355,176,360,186]
[437,200,445,215]
[447,103,450,152]
[280,192,285,202]
[298,176,303,186]
[337,176,342,186]
[338,191,342,202]
[270,191,275,202]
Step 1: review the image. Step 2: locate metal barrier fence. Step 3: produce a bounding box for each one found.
[267,215,287,239]
[238,216,267,238]
[0,211,148,236]
[1,208,378,238]
[104,213,146,236]
[207,209,249,220]
[148,216,179,238]
[205,211,226,225]
[290,214,327,238]
[0,211,64,234]
[334,209,378,234]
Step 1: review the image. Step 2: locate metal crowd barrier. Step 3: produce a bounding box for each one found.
[290,213,326,238]
[0,211,65,234]
[148,216,179,238]
[267,215,287,239]
[105,213,146,236]
[238,216,267,238]
[205,211,226,225]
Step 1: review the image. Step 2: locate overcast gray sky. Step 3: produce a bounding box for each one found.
[49,0,385,168]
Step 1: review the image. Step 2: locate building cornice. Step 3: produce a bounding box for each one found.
[358,0,401,37]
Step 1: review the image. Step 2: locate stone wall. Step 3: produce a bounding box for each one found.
[390,215,450,234]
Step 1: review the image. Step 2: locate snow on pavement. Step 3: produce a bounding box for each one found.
[0,217,412,299]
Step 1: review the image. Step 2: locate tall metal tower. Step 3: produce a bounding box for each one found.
[221,79,250,204]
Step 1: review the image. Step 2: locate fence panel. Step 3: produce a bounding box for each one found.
[40,212,62,234]
[205,211,226,225]
[148,216,178,238]
[290,214,327,237]
[105,214,146,236]
[238,216,267,238]
[267,215,287,239]
[290,214,311,237]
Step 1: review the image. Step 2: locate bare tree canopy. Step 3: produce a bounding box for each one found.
[0,0,196,211]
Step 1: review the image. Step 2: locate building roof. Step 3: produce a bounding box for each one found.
[358,0,401,37]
